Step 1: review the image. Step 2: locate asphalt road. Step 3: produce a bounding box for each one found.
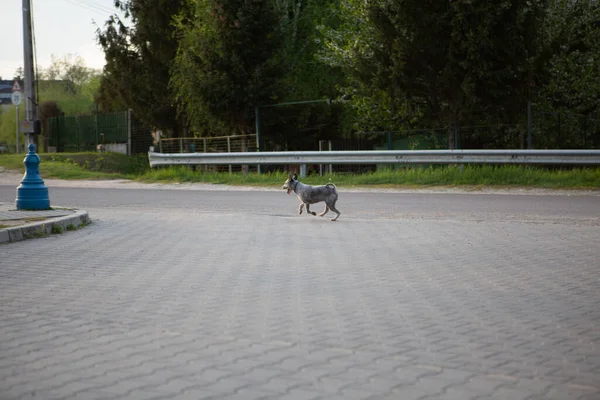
[1,183,599,400]
[2,184,599,224]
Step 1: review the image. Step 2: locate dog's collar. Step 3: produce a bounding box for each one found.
[291,180,299,193]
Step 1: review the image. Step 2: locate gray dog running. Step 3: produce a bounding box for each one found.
[282,173,341,221]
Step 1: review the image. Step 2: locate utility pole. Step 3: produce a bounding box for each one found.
[15,0,50,210]
[22,0,38,145]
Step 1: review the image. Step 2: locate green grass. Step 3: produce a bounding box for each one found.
[139,165,600,189]
[1,152,599,188]
[0,152,149,180]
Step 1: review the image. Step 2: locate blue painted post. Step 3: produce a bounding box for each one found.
[15,143,50,210]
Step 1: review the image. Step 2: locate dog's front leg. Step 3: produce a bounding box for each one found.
[305,204,317,216]
[298,203,304,215]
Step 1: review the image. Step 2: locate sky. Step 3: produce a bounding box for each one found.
[0,0,126,80]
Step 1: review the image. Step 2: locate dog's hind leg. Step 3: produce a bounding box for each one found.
[305,204,317,216]
[318,206,329,217]
[298,203,304,215]
[329,204,341,221]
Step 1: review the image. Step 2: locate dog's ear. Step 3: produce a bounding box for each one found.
[292,173,298,180]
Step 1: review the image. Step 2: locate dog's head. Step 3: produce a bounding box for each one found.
[282,173,298,195]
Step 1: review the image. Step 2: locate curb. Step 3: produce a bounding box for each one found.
[0,210,91,244]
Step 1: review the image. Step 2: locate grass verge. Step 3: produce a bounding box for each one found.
[1,152,599,188]
[138,165,600,189]
[0,152,149,180]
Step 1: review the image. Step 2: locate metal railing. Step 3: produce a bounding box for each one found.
[158,135,257,154]
[148,149,600,168]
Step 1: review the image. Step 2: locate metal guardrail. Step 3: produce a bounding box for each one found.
[148,149,600,168]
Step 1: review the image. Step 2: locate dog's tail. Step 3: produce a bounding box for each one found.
[325,182,337,192]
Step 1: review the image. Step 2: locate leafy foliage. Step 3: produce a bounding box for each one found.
[171,0,284,136]
[97,0,189,135]
[540,0,600,115]
[320,0,549,147]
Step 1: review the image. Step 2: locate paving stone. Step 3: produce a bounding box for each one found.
[1,203,599,400]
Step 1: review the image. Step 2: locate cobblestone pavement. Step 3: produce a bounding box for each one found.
[1,190,599,400]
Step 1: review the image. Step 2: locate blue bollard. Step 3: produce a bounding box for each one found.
[15,143,50,210]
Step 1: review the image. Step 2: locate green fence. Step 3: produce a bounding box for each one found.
[48,111,129,152]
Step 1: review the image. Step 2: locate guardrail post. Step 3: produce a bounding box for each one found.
[300,164,307,178]
[328,140,332,175]
[179,137,183,153]
[319,140,323,177]
[227,136,232,174]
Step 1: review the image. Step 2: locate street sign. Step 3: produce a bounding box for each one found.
[21,120,34,133]
[12,80,22,92]
[11,91,22,106]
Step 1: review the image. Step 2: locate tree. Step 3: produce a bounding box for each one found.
[97,0,189,136]
[41,54,96,94]
[541,0,600,115]
[321,0,548,148]
[258,0,348,149]
[171,0,284,138]
[533,0,600,148]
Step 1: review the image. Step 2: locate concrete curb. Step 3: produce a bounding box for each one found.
[0,210,90,244]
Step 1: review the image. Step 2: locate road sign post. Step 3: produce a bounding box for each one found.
[12,81,23,154]
[16,107,20,154]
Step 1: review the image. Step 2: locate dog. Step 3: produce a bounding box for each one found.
[282,173,341,221]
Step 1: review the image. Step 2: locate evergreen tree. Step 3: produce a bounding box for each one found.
[97,0,189,136]
[171,0,284,138]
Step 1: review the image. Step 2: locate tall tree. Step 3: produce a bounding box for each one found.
[171,0,284,138]
[321,0,548,148]
[97,0,188,136]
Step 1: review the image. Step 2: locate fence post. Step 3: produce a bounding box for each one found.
[179,137,183,153]
[557,112,561,148]
[454,126,460,149]
[95,111,99,148]
[527,101,533,149]
[255,107,261,174]
[387,131,392,150]
[127,109,132,156]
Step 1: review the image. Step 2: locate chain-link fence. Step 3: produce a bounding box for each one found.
[46,111,153,155]
[532,109,600,150]
[48,111,129,153]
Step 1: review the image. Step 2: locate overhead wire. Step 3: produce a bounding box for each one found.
[64,0,117,16]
